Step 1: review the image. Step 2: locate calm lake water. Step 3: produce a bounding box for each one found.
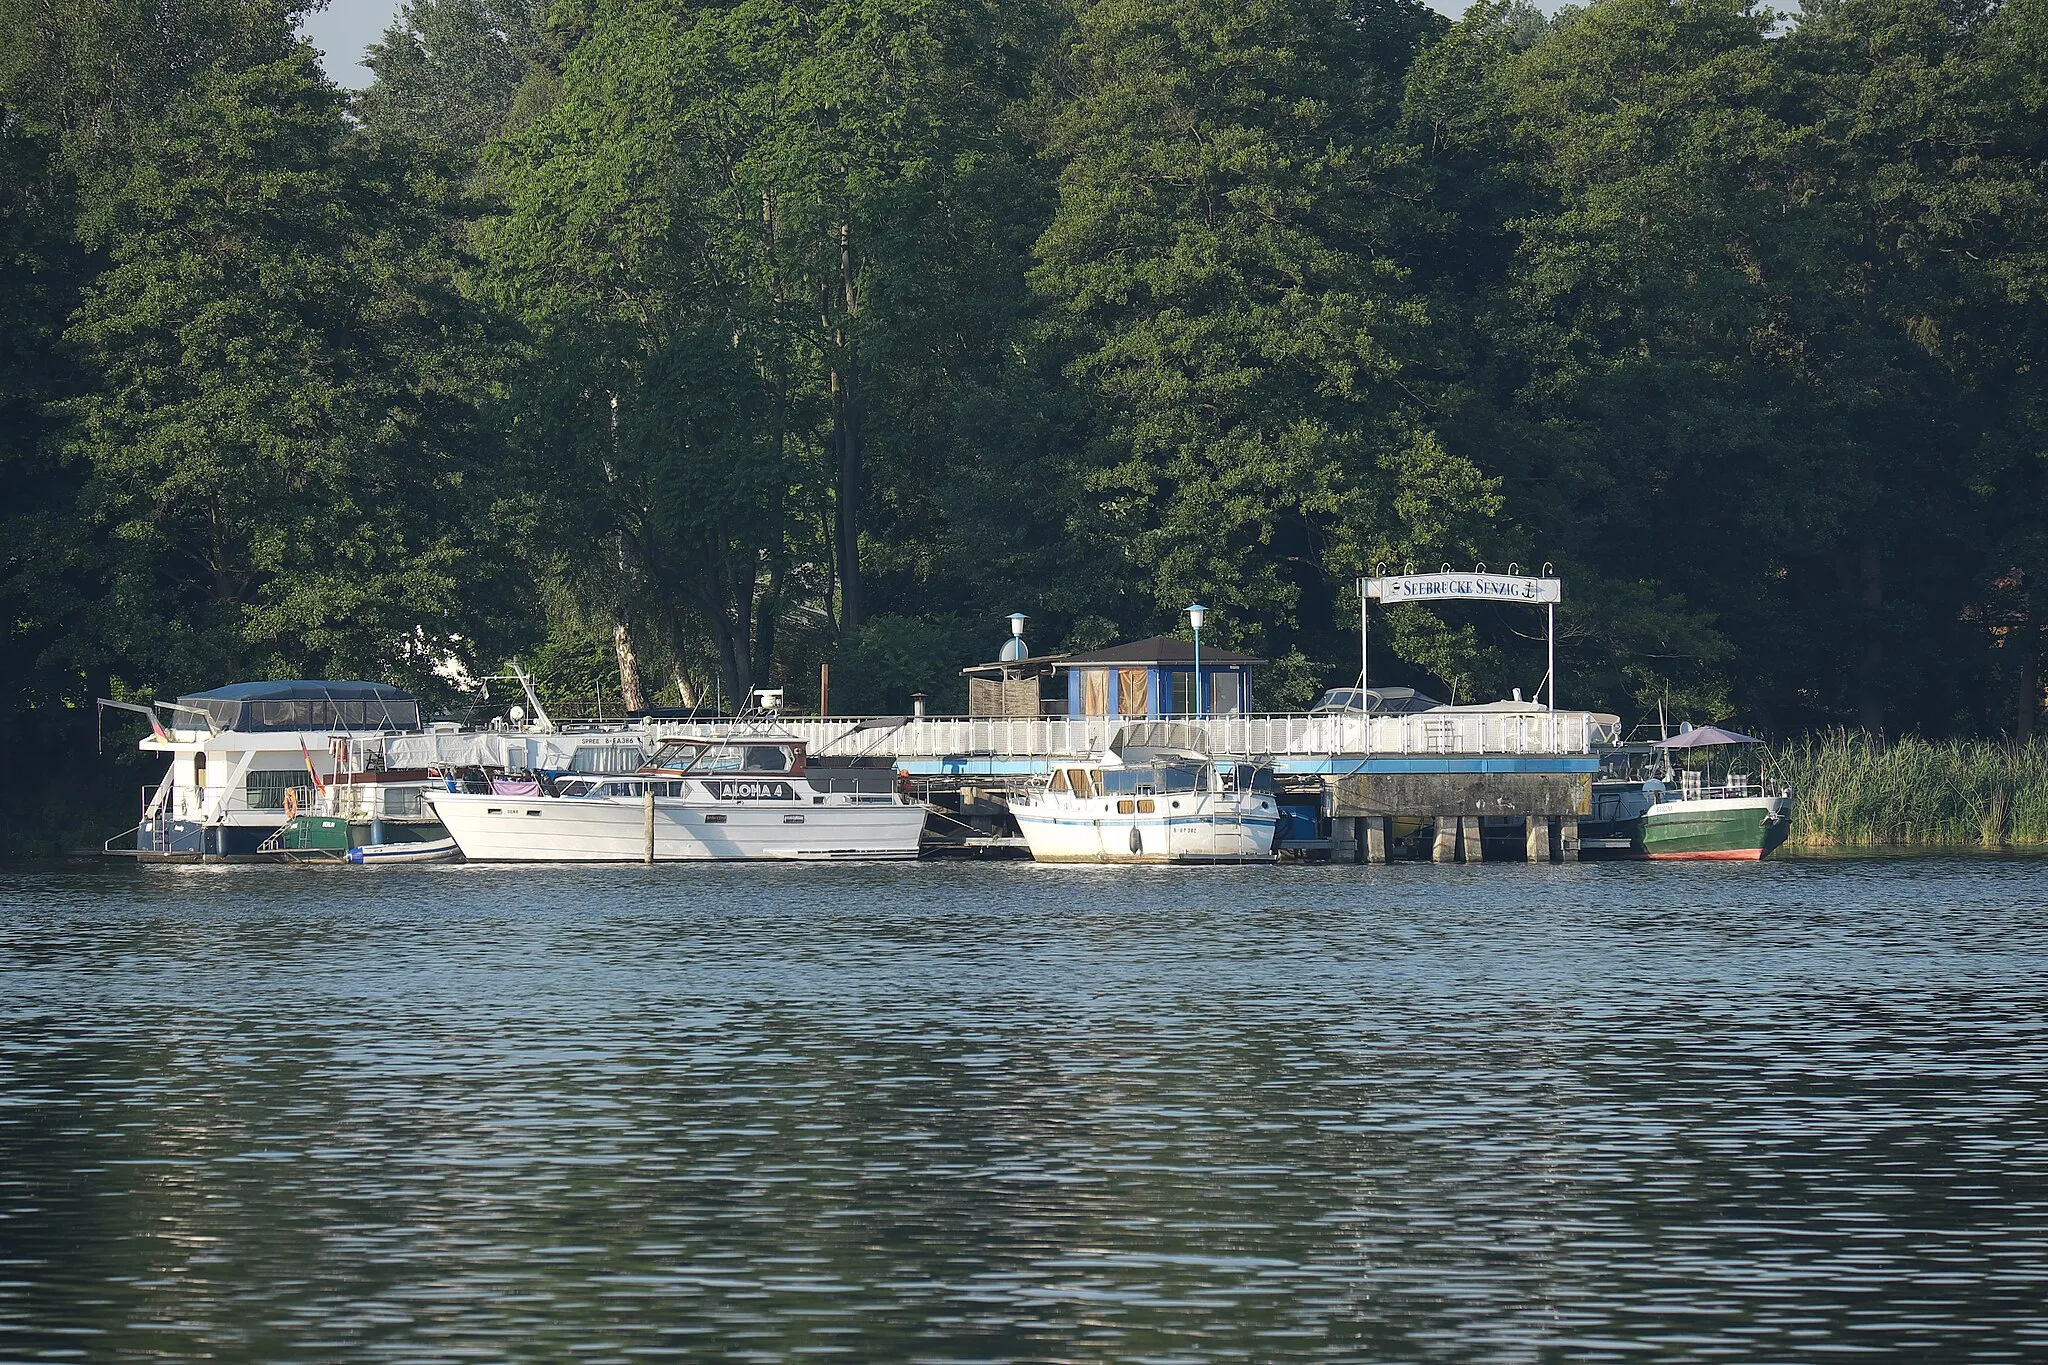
[5,856,2048,1362]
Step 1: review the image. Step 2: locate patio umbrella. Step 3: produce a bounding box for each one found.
[1652,724,1762,749]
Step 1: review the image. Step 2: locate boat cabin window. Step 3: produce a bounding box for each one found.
[554,779,596,797]
[1069,769,1095,798]
[1224,764,1275,794]
[594,779,691,798]
[1098,764,1204,795]
[245,770,312,810]
[182,693,423,733]
[645,741,800,774]
[1049,769,1070,794]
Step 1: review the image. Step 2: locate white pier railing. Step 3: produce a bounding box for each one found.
[645,711,1615,760]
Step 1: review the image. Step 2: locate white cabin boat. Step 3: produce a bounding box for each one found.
[429,737,926,862]
[1008,724,1280,863]
[111,681,443,861]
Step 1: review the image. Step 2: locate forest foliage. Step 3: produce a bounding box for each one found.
[4,0,2047,777]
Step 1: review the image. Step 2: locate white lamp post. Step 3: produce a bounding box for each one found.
[1186,603,1207,715]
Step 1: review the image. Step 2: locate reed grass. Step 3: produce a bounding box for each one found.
[1766,731,2048,848]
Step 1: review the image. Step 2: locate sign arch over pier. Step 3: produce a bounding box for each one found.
[1359,571,1564,714]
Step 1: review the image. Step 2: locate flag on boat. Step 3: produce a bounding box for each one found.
[298,738,328,795]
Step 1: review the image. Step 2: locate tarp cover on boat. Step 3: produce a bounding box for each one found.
[382,730,647,774]
[1652,724,1762,749]
[176,681,421,733]
[1110,721,1210,760]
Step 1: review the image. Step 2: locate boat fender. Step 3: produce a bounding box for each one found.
[1129,826,1143,856]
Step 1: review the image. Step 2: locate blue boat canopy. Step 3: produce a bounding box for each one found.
[174,681,422,733]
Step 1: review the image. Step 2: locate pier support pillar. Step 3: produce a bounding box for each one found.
[1558,816,1580,862]
[1461,817,1483,864]
[1431,819,1458,864]
[1365,818,1389,865]
[1525,817,1549,863]
[1332,817,1358,863]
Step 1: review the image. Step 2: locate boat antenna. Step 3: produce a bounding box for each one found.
[507,659,557,732]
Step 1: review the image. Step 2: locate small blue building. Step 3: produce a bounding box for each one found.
[964,635,1260,717]
[1058,637,1259,717]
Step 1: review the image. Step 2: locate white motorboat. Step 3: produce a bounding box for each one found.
[1008,723,1280,863]
[104,681,443,861]
[429,737,926,862]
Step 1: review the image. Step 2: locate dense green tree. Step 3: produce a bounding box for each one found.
[486,0,1058,703]
[1403,0,2048,732]
[1029,0,1499,675]
[359,0,552,167]
[64,46,527,692]
[0,113,84,710]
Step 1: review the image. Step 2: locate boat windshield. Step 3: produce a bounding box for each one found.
[645,741,800,774]
[1223,763,1275,794]
[1097,763,1208,794]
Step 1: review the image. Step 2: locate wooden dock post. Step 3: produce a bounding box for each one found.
[1524,816,1549,863]
[1461,816,1483,864]
[1558,815,1579,862]
[1365,817,1389,864]
[1432,819,1458,863]
[643,786,656,864]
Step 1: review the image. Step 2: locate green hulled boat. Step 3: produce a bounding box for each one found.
[1639,724,1791,861]
[1640,791,1791,860]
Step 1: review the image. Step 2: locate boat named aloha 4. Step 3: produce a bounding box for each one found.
[428,737,926,862]
[1638,725,1792,860]
[1008,723,1280,863]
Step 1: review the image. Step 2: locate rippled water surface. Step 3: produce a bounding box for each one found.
[6,857,2048,1361]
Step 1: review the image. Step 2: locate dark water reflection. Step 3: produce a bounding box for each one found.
[4,857,2048,1361]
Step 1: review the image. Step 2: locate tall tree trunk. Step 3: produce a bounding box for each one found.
[832,370,863,630]
[830,222,864,630]
[612,616,647,713]
[694,536,753,709]
[752,557,785,688]
[601,389,647,713]
[1856,528,1884,735]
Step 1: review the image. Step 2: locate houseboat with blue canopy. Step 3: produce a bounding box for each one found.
[107,680,450,861]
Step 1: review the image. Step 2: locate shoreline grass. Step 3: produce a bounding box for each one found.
[1766,732,2048,849]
